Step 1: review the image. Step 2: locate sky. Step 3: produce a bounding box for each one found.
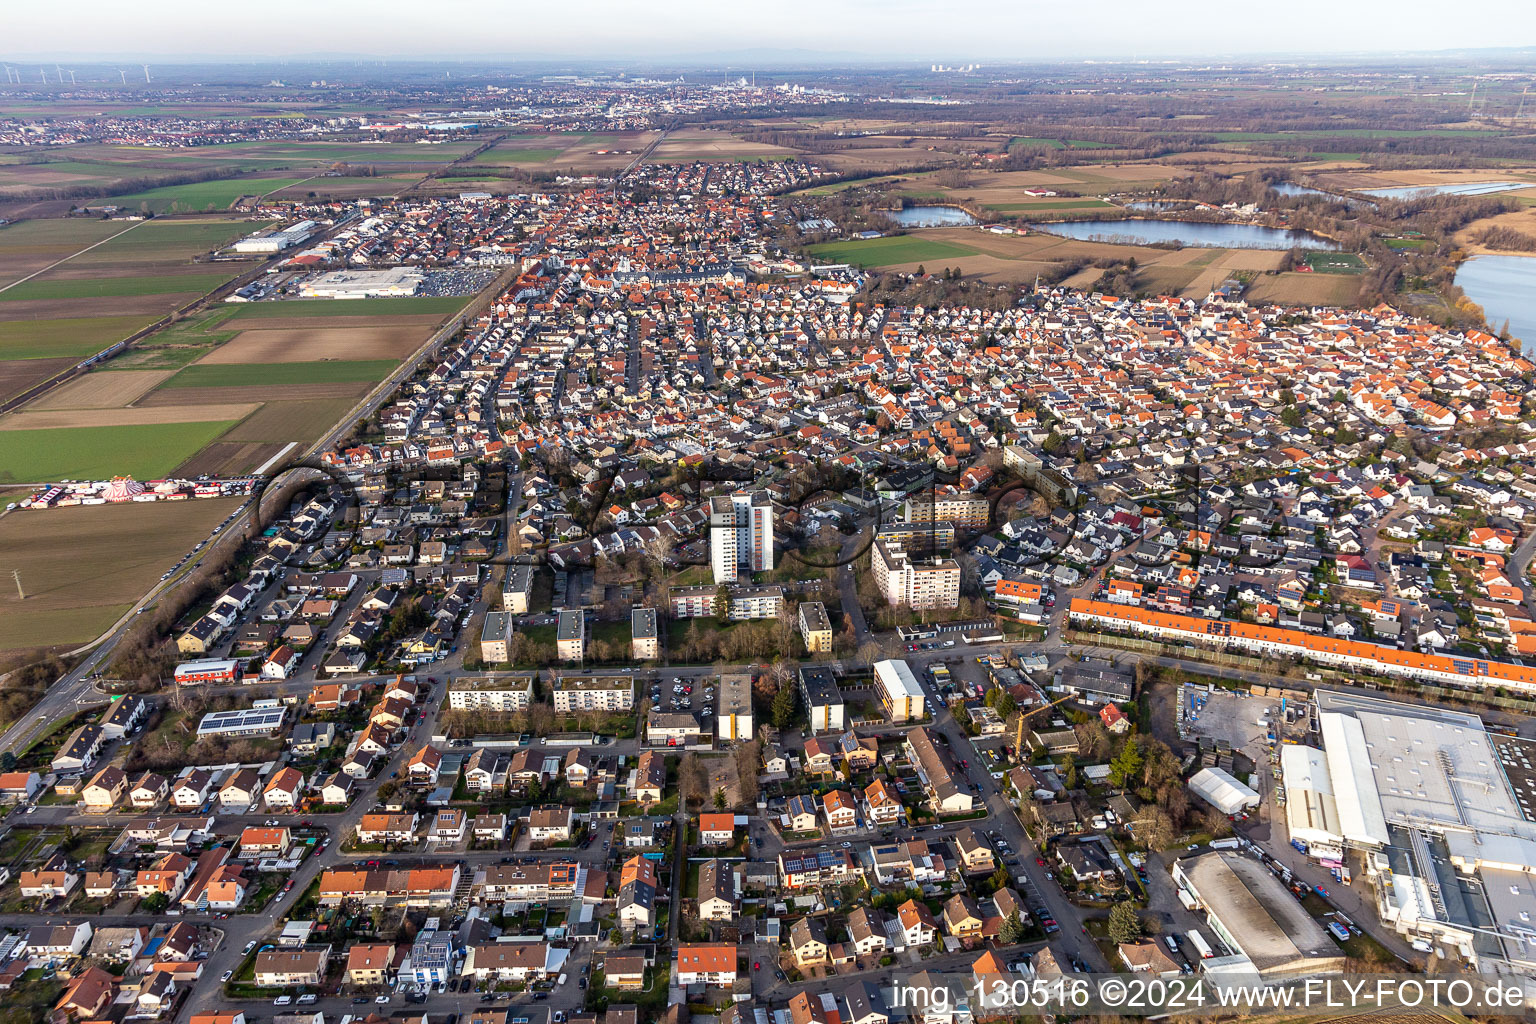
[7,0,1535,62]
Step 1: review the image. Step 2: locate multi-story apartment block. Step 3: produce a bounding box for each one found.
[872,537,960,610]
[903,492,989,528]
[670,584,784,620]
[798,601,834,654]
[552,674,635,713]
[710,491,773,583]
[631,607,660,660]
[480,612,513,663]
[447,675,535,713]
[556,609,585,663]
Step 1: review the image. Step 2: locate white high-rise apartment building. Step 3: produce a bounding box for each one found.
[710,491,774,583]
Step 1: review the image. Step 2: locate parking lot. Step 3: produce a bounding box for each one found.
[419,267,502,297]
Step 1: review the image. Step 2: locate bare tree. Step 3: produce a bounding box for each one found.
[679,753,707,808]
[733,739,761,807]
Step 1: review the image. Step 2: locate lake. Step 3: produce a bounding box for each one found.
[1361,181,1535,200]
[887,205,978,228]
[1029,218,1339,250]
[1455,254,1536,350]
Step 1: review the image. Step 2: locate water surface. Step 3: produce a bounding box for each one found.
[887,206,978,228]
[1030,218,1339,250]
[1455,254,1536,350]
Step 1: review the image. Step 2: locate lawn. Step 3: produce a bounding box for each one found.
[162,359,398,388]
[0,419,237,482]
[107,177,308,213]
[0,271,232,302]
[227,296,467,319]
[0,315,158,360]
[806,235,979,267]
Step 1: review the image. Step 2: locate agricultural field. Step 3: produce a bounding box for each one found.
[105,176,308,213]
[0,218,132,288]
[1245,272,1363,306]
[160,359,399,388]
[50,138,481,171]
[0,217,253,403]
[225,295,467,320]
[0,419,239,482]
[471,131,660,173]
[3,280,466,479]
[195,323,433,364]
[266,174,424,201]
[646,127,794,163]
[0,270,233,302]
[806,234,982,266]
[0,496,241,652]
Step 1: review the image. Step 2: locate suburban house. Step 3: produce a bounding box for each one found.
[897,898,938,948]
[82,765,128,813]
[698,813,736,846]
[262,767,306,810]
[345,943,397,986]
[253,948,330,987]
[130,772,169,809]
[217,769,261,810]
[356,812,419,845]
[19,854,77,899]
[527,806,574,842]
[674,943,738,987]
[173,770,214,810]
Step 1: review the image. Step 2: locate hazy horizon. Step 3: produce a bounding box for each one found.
[7,0,1536,64]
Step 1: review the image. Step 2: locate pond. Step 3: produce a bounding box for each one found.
[1455,254,1536,351]
[1360,181,1535,200]
[887,205,978,228]
[1029,218,1339,250]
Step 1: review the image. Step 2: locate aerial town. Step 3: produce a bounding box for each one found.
[2,20,1536,1024]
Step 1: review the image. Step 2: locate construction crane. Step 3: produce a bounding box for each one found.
[1012,689,1080,757]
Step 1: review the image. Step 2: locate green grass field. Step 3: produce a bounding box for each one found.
[987,200,1112,211]
[0,218,128,252]
[0,271,232,302]
[0,160,129,181]
[474,146,564,165]
[107,178,307,213]
[162,359,399,388]
[0,604,134,651]
[0,315,158,360]
[1302,251,1367,274]
[206,141,478,163]
[226,296,466,319]
[72,220,259,262]
[1008,137,1066,150]
[0,420,237,482]
[806,235,979,266]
